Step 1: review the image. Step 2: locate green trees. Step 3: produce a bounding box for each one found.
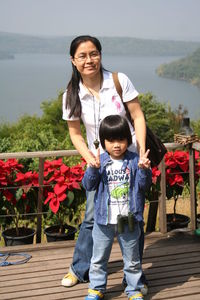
[139,93,173,142]
[156,48,200,87]
[0,91,199,158]
[0,92,70,154]
[139,93,191,142]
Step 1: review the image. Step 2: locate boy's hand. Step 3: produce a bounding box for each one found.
[88,148,100,168]
[138,149,151,169]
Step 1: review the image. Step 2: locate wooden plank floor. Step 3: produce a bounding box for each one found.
[0,230,200,299]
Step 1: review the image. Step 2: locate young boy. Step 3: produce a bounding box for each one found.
[82,115,152,300]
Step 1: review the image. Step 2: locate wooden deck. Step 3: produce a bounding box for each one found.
[0,230,200,300]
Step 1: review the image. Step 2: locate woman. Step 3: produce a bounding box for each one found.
[62,35,149,294]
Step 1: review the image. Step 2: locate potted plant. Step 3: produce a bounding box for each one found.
[147,150,200,231]
[43,158,86,242]
[164,150,190,230]
[0,159,37,246]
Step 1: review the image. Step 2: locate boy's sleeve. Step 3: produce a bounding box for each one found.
[82,167,101,191]
[137,168,152,191]
[132,154,152,191]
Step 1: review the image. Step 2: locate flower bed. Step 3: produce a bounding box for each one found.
[148,150,200,222]
[0,158,86,236]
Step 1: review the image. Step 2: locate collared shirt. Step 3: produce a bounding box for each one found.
[62,70,139,154]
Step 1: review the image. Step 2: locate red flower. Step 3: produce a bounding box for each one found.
[165,152,177,168]
[0,157,86,232]
[44,191,67,214]
[43,158,63,176]
[15,171,39,186]
[174,151,189,172]
[3,189,14,201]
[149,149,200,212]
[166,170,184,186]
[43,158,86,216]
[0,174,7,186]
[4,159,23,170]
[152,167,161,184]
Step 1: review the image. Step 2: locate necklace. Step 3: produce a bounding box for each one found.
[83,82,101,149]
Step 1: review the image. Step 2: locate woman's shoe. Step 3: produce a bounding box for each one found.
[85,289,104,299]
[61,272,79,287]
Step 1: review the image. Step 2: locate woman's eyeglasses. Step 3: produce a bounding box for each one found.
[74,51,100,62]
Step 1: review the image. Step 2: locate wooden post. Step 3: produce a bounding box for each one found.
[36,157,45,243]
[189,146,197,230]
[158,158,167,233]
[146,193,159,232]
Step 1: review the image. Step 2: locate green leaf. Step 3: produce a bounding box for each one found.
[66,191,74,207]
[16,188,24,200]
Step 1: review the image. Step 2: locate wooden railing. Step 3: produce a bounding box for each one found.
[0,142,199,241]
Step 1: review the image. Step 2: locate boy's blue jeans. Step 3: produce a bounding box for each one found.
[89,222,143,297]
[70,190,146,283]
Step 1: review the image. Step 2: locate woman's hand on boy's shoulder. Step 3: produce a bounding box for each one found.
[138,149,151,169]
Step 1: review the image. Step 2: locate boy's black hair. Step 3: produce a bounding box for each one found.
[99,115,132,150]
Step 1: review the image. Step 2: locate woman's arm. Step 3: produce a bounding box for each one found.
[67,120,99,167]
[126,97,146,156]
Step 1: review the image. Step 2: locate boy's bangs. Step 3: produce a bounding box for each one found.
[104,125,127,141]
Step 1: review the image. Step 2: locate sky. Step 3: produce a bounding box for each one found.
[0,0,200,41]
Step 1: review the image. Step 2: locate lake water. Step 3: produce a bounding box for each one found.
[0,53,200,123]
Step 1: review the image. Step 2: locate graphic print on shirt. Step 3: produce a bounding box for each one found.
[111,182,129,199]
[107,160,130,224]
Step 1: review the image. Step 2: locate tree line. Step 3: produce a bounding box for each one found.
[0,92,199,169]
[1,32,200,57]
[156,48,200,87]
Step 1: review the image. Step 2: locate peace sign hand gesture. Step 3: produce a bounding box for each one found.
[138,149,151,169]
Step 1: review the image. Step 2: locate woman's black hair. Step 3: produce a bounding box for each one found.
[66,35,103,118]
[99,115,132,150]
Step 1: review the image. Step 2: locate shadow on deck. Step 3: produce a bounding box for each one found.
[0,231,200,300]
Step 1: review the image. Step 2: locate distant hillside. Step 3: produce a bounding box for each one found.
[156,48,200,87]
[1,32,200,57]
